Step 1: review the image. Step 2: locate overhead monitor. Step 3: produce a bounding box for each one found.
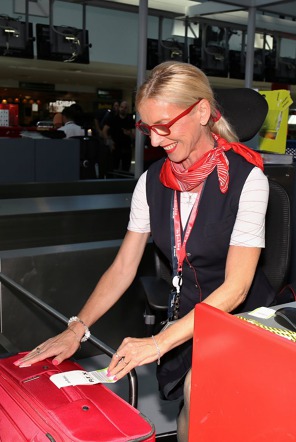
[265,36,296,84]
[0,16,34,58]
[36,23,90,64]
[147,38,184,70]
[190,24,228,77]
[228,31,271,81]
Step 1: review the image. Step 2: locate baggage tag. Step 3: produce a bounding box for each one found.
[50,367,117,389]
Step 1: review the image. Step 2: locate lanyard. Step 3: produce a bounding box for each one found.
[172,189,201,275]
[168,187,202,320]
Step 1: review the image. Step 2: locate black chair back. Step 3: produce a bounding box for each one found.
[154,246,171,285]
[214,87,268,141]
[260,180,291,293]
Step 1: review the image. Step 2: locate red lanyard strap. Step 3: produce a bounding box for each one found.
[168,188,202,321]
[172,189,201,274]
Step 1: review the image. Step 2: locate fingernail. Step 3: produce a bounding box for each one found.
[19,363,31,368]
[13,360,20,366]
[52,359,59,366]
[106,369,110,377]
[113,377,117,381]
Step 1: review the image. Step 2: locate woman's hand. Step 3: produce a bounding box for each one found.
[107,335,161,381]
[13,328,81,367]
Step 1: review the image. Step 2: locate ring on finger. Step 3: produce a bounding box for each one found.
[115,352,120,358]
[36,347,41,354]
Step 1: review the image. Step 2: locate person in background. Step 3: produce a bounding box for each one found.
[102,100,135,172]
[14,61,275,441]
[69,103,85,129]
[52,112,63,130]
[58,106,85,138]
[94,101,119,138]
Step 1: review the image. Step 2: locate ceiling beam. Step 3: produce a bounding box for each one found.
[58,0,180,19]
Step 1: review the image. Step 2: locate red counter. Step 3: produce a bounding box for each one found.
[189,304,296,441]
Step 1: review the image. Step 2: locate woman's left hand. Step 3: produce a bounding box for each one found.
[107,336,160,380]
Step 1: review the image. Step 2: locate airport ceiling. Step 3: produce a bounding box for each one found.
[1,0,296,94]
[65,0,296,19]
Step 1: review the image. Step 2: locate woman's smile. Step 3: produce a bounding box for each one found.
[162,141,178,153]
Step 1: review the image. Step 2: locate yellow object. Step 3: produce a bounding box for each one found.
[258,90,293,154]
[237,316,296,342]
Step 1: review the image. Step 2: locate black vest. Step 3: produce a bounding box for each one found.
[147,150,275,317]
[147,151,275,400]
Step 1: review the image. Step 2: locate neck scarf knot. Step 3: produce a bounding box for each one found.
[159,134,263,194]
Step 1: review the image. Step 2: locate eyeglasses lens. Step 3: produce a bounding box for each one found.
[139,125,151,136]
[153,126,170,136]
[137,123,170,136]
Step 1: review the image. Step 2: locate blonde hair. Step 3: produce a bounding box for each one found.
[136,61,238,142]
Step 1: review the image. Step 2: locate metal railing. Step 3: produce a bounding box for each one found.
[0,271,138,408]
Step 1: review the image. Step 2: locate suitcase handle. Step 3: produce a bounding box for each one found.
[0,272,138,408]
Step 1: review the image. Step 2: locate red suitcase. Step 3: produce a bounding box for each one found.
[0,353,155,441]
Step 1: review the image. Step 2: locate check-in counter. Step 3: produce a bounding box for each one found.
[189,303,296,441]
[0,192,132,250]
[0,137,80,183]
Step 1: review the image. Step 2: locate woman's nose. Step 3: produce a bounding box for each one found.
[150,131,165,147]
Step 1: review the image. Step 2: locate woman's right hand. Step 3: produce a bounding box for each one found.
[13,327,81,367]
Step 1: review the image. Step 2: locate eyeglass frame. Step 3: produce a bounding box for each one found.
[135,99,201,136]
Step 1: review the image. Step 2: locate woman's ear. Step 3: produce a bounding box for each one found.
[198,99,212,126]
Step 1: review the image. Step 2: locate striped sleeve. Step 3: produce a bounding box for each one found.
[230,167,269,247]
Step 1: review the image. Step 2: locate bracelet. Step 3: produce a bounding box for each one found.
[68,316,91,342]
[151,335,161,365]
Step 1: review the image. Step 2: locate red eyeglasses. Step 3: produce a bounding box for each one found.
[136,100,201,136]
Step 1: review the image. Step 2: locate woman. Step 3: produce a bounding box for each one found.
[14,61,275,441]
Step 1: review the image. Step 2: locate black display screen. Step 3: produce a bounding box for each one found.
[0,17,34,58]
[36,23,90,64]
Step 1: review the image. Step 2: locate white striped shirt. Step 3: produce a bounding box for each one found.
[127,167,269,248]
